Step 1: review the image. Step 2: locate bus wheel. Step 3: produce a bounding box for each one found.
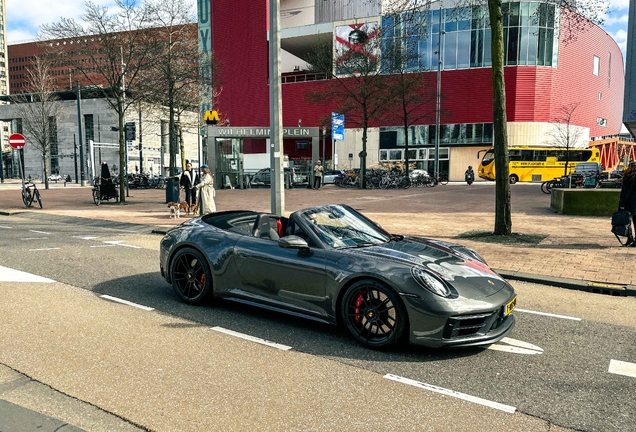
[509,174,519,184]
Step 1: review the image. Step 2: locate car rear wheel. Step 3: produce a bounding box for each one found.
[170,247,213,305]
[340,280,406,350]
[509,174,519,184]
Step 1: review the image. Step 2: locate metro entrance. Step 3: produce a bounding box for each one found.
[207,126,320,189]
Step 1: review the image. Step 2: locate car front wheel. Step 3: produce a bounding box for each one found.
[340,280,406,350]
[170,247,213,305]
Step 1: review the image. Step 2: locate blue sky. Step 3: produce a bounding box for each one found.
[5,0,632,59]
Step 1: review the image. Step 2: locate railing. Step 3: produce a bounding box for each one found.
[281,72,329,84]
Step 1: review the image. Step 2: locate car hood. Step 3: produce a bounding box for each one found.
[346,236,508,297]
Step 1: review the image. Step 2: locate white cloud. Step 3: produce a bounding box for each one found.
[604,13,629,26]
[608,0,630,11]
[6,0,117,43]
[611,29,628,58]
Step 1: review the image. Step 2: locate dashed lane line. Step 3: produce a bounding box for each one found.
[100,295,154,311]
[515,308,581,321]
[29,230,51,235]
[0,265,55,283]
[0,226,12,229]
[21,237,48,241]
[29,248,61,252]
[211,326,292,351]
[608,360,636,378]
[384,374,517,413]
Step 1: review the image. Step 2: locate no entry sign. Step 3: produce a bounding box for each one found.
[8,133,26,150]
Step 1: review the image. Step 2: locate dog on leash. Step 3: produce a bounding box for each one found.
[179,201,190,215]
[167,202,180,219]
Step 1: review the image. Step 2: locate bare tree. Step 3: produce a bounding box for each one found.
[139,0,202,176]
[306,22,391,188]
[11,57,61,190]
[547,102,584,176]
[40,0,156,202]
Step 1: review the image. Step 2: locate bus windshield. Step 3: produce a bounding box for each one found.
[481,149,495,166]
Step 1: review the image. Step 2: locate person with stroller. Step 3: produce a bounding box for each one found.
[619,161,636,246]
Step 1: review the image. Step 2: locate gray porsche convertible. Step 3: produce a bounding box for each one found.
[160,204,516,350]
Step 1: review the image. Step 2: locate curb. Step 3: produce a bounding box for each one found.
[497,269,636,297]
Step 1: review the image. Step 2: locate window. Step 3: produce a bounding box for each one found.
[597,117,607,127]
[389,149,403,160]
[593,56,600,76]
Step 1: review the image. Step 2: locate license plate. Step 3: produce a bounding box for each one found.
[504,296,517,316]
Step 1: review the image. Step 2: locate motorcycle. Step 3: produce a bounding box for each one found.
[465,170,475,185]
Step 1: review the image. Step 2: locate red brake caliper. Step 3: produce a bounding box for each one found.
[354,291,365,324]
[197,274,206,291]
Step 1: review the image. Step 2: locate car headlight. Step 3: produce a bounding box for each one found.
[411,267,452,298]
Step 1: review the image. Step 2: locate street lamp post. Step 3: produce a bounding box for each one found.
[434,3,443,181]
[76,81,86,186]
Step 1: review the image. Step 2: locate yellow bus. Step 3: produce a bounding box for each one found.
[478,146,602,184]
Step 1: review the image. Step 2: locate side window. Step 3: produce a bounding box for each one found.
[593,55,600,76]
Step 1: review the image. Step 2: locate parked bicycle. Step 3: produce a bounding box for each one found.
[22,179,42,208]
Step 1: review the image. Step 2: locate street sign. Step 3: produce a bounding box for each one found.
[332,112,344,141]
[8,133,26,149]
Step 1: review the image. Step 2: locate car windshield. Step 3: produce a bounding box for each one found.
[298,205,391,249]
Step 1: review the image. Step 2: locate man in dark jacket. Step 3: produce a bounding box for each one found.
[180,162,200,206]
[619,161,636,246]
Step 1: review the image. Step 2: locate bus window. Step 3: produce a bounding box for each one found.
[581,150,592,161]
[509,150,521,161]
[481,149,495,165]
[521,150,534,161]
[534,150,547,161]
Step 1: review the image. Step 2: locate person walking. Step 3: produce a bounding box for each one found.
[619,161,636,246]
[196,164,216,215]
[313,160,323,190]
[180,162,199,207]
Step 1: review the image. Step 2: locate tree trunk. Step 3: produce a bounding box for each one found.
[488,0,511,235]
[178,117,186,171]
[360,120,368,189]
[118,98,126,203]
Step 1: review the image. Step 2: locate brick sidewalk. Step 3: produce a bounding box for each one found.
[1,181,634,290]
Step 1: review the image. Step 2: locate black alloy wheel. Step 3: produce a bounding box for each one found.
[34,189,42,209]
[340,279,406,350]
[170,247,213,305]
[22,189,31,208]
[92,189,101,206]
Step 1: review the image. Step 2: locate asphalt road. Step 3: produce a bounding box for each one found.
[0,214,634,431]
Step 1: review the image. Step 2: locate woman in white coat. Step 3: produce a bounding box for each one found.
[196,165,216,214]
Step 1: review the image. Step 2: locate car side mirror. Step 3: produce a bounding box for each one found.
[278,235,309,250]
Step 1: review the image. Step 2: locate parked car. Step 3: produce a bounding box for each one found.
[322,170,345,184]
[250,167,301,185]
[159,204,517,350]
[48,174,64,182]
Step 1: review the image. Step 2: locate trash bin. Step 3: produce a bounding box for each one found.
[166,176,180,203]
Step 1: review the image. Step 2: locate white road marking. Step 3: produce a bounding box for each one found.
[103,240,141,249]
[100,295,154,311]
[608,360,636,378]
[384,374,516,413]
[22,237,48,240]
[29,248,61,252]
[73,236,99,240]
[90,245,117,248]
[515,308,581,321]
[211,326,292,351]
[488,337,544,355]
[0,265,55,283]
[29,230,51,234]
[0,226,12,229]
